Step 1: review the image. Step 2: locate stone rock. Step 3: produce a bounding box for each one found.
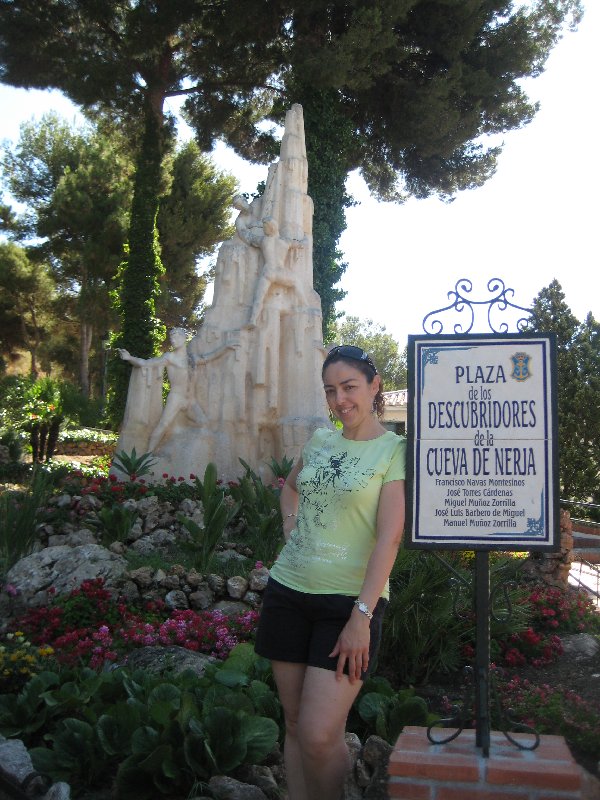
[6,544,127,609]
[189,585,215,611]
[48,529,96,548]
[227,576,249,599]
[55,494,73,508]
[242,591,262,608]
[161,574,182,590]
[164,589,189,610]
[0,736,71,799]
[248,567,269,592]
[208,775,268,800]
[76,494,102,511]
[234,765,279,798]
[207,574,227,594]
[186,568,203,588]
[212,600,249,616]
[130,528,176,555]
[343,732,364,800]
[109,541,127,555]
[362,735,393,800]
[124,646,215,677]
[128,566,154,588]
[561,632,600,660]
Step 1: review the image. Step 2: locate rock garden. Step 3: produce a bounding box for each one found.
[0,420,599,799]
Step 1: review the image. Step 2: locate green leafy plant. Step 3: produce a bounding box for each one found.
[350,677,433,743]
[0,646,281,798]
[178,463,240,573]
[228,460,283,566]
[0,467,53,577]
[268,454,294,481]
[0,632,55,694]
[112,448,157,479]
[85,504,139,545]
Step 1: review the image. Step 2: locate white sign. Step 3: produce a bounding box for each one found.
[407,334,558,550]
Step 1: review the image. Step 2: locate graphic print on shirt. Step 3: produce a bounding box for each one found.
[283,442,376,570]
[306,450,375,527]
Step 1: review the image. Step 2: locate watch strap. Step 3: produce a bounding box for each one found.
[353,599,373,619]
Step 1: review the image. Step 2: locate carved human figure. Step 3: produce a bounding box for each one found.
[117,328,203,452]
[248,216,308,327]
[232,194,264,248]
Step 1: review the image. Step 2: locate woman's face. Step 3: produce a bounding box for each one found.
[322,360,380,433]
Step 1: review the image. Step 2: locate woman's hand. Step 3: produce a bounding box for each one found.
[329,609,371,684]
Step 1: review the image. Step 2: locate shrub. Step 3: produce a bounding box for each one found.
[0,467,54,577]
[0,632,55,694]
[0,646,281,798]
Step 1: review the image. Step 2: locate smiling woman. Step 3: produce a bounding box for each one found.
[253,343,406,800]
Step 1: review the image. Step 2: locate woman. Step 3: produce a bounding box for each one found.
[255,344,406,800]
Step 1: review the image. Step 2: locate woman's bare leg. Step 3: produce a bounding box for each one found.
[271,661,310,800]
[296,666,363,800]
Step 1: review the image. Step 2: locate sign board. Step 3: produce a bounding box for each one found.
[406,333,558,551]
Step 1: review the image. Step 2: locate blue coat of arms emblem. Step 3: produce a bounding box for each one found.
[511,352,531,382]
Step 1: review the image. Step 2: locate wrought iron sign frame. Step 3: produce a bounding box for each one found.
[405,278,559,756]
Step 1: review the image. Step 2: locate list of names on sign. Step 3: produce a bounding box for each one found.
[407,334,558,550]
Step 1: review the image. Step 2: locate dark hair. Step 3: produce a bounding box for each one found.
[322,345,386,418]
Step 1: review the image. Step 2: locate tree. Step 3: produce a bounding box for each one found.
[2,114,133,395]
[2,115,235,399]
[0,0,288,418]
[0,0,581,379]
[157,140,236,329]
[0,242,56,376]
[331,315,407,391]
[525,280,600,505]
[268,1,582,330]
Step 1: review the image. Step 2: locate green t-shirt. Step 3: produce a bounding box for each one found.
[270,428,406,599]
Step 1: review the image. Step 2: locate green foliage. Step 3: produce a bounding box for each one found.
[228,460,284,567]
[267,454,294,482]
[0,467,53,577]
[85,505,139,547]
[331,315,408,389]
[379,550,529,685]
[0,648,281,798]
[178,463,240,573]
[0,427,24,462]
[157,140,236,329]
[112,448,157,480]
[0,242,56,374]
[0,632,56,694]
[351,679,432,744]
[496,677,600,760]
[291,85,355,335]
[525,280,600,505]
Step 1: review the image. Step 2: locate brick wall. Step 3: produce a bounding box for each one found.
[388,726,586,800]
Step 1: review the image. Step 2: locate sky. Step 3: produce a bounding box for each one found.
[0,2,598,348]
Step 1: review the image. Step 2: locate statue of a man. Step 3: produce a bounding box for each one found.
[117,328,203,452]
[248,216,308,327]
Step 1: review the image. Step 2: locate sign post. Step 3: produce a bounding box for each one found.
[405,283,559,755]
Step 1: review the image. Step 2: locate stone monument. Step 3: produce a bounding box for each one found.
[113,104,330,482]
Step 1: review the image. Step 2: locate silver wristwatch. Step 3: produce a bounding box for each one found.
[354,599,373,619]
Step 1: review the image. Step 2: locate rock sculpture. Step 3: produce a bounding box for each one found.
[114,104,329,482]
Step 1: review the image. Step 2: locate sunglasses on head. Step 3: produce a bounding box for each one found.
[323,345,378,374]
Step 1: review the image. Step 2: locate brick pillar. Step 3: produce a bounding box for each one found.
[389,726,585,799]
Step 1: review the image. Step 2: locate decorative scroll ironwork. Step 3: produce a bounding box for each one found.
[427,666,540,751]
[423,550,540,753]
[422,278,532,335]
